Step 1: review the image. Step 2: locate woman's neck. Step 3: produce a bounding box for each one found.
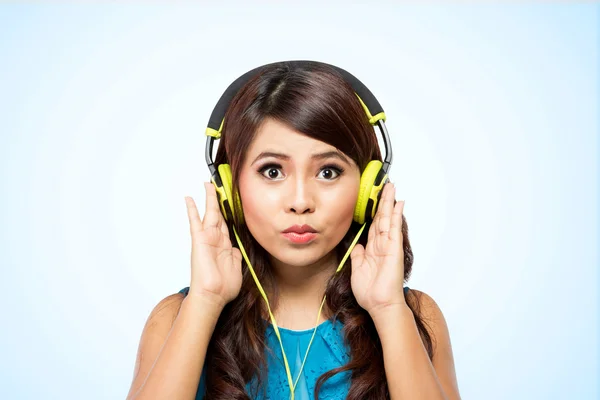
[267,251,338,329]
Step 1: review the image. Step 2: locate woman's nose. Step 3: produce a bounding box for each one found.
[287,179,315,214]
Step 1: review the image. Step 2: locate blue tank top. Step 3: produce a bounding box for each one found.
[178,285,410,399]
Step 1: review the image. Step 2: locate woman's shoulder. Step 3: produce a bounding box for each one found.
[138,289,189,336]
[178,286,408,299]
[147,290,187,326]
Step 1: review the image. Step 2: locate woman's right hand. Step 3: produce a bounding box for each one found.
[184,182,243,310]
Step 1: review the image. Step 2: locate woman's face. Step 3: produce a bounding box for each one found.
[238,118,361,268]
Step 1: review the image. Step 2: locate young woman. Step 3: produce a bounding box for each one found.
[127,61,461,400]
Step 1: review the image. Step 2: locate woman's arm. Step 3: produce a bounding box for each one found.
[371,289,461,400]
[126,292,223,400]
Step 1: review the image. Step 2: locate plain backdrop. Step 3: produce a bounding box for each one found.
[0,3,597,399]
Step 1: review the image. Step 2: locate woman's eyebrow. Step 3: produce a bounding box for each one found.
[250,150,350,166]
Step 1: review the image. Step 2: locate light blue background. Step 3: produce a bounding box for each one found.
[0,3,597,399]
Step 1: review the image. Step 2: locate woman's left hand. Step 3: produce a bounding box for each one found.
[350,182,406,316]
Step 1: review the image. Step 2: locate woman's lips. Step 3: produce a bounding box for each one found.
[281,232,317,244]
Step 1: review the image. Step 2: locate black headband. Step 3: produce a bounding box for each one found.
[204,60,392,176]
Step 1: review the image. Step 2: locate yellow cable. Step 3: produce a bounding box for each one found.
[231,221,368,399]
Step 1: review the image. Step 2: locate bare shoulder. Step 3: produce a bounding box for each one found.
[405,288,441,318]
[146,292,186,326]
[405,288,462,400]
[126,291,186,399]
[404,288,449,346]
[406,288,445,323]
[137,291,187,354]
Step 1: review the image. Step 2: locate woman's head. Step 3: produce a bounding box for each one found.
[207,61,424,400]
[214,61,381,270]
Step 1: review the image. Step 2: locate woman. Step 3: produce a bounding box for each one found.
[127,61,461,400]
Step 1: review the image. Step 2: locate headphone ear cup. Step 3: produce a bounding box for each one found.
[353,160,388,225]
[216,164,244,225]
[233,186,244,224]
[210,169,233,223]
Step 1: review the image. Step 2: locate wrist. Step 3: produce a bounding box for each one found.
[369,302,412,326]
[182,291,226,320]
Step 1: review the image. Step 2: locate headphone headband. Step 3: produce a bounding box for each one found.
[204,60,393,176]
[207,60,386,134]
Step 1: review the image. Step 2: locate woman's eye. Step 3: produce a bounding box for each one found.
[318,166,344,180]
[260,166,283,180]
[258,164,345,181]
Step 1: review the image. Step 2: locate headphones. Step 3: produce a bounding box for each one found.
[205,60,393,227]
[203,60,393,400]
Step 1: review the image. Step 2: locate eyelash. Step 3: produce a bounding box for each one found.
[257,163,345,181]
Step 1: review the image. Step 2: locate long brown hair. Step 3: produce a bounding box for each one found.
[205,61,434,399]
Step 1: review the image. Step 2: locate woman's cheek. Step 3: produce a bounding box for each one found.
[239,185,276,244]
[333,183,359,221]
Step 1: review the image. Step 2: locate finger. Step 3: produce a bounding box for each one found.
[367,183,389,244]
[389,199,405,243]
[368,182,391,242]
[376,183,394,237]
[202,182,225,229]
[368,219,376,243]
[185,196,203,236]
[219,214,231,241]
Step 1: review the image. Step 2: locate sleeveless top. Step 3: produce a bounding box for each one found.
[178,285,410,399]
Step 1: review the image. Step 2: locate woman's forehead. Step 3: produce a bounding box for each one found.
[247,119,341,160]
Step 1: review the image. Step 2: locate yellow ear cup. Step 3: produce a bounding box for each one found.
[216,164,244,225]
[353,160,388,225]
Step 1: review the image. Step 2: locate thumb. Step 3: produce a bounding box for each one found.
[350,243,365,268]
[232,247,243,267]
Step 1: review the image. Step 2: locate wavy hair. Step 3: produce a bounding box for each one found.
[204,61,434,399]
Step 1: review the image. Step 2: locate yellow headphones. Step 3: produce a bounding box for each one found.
[204,60,393,399]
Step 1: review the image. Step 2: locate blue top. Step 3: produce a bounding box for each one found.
[178,285,410,399]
